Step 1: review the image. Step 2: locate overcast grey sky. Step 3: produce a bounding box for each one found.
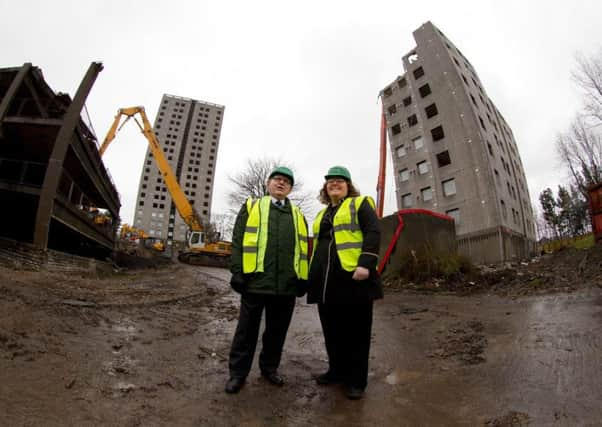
[2,0,602,224]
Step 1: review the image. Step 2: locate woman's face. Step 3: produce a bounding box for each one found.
[326,178,348,200]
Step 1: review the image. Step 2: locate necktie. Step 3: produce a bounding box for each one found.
[275,200,283,207]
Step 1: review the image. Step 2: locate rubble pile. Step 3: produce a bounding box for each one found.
[385,244,602,296]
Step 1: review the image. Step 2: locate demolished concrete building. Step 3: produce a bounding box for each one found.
[0,62,120,259]
[380,22,536,264]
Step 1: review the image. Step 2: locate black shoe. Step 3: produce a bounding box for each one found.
[261,371,284,386]
[315,371,342,385]
[344,386,365,400]
[225,377,245,394]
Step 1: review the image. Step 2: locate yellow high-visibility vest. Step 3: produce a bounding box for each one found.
[242,196,308,279]
[311,196,375,272]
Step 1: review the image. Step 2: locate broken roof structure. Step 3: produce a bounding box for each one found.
[0,62,120,259]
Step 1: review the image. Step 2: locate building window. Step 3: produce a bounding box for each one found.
[401,193,413,208]
[399,168,409,182]
[398,78,407,88]
[487,142,494,156]
[470,94,478,107]
[403,96,412,107]
[383,87,393,98]
[417,160,429,175]
[418,84,431,98]
[442,178,457,196]
[396,145,406,158]
[421,187,433,202]
[387,104,397,115]
[412,136,424,150]
[407,114,418,127]
[479,116,487,131]
[425,103,438,118]
[446,208,460,224]
[436,150,451,167]
[413,66,425,80]
[500,199,507,219]
[431,125,445,141]
[391,123,401,135]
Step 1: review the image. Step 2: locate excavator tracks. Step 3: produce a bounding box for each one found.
[178,252,231,268]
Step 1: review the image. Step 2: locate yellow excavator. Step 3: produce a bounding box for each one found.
[100,106,231,267]
[119,224,165,252]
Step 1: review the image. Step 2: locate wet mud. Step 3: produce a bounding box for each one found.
[1,251,601,426]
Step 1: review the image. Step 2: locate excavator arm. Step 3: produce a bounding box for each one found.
[100,105,231,267]
[99,106,204,232]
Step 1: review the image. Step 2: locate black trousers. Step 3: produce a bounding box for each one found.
[318,301,374,390]
[228,292,296,379]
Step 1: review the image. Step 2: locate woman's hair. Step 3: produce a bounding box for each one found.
[318,180,360,205]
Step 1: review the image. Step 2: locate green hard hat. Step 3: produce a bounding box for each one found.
[269,166,294,185]
[325,165,351,181]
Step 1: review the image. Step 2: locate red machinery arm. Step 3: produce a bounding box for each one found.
[376,103,387,218]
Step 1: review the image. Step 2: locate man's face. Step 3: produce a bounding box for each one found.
[267,175,292,200]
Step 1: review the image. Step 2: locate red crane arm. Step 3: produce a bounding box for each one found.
[376,104,387,218]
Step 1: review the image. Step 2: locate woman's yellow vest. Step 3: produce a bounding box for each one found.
[242,196,309,279]
[311,196,375,272]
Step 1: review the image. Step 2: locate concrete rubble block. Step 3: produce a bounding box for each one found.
[378,209,457,280]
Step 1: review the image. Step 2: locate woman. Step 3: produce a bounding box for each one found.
[307,165,383,400]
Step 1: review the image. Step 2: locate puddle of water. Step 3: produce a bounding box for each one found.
[113,324,136,334]
[385,368,422,385]
[114,381,137,392]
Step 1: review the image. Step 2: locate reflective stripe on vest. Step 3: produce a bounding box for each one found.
[311,196,375,272]
[242,196,308,279]
[291,203,309,280]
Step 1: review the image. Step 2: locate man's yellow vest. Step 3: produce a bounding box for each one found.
[311,196,375,272]
[242,196,309,279]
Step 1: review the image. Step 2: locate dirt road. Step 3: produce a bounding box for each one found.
[1,260,601,426]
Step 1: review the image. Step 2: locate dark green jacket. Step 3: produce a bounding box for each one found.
[230,198,300,296]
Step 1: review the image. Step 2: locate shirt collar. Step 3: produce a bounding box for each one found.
[272,197,286,206]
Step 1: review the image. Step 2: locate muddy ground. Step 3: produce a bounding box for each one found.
[1,246,601,426]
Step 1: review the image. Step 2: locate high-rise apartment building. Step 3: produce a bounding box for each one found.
[380,22,535,263]
[133,94,224,249]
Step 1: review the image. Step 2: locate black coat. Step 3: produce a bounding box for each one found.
[307,197,383,304]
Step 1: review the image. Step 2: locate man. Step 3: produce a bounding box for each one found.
[225,166,309,394]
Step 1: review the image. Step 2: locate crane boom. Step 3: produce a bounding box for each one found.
[100,106,203,232]
[376,104,387,218]
[99,105,231,267]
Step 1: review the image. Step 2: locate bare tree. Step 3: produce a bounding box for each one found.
[556,50,602,197]
[556,116,602,196]
[208,213,235,242]
[227,157,316,216]
[572,49,602,124]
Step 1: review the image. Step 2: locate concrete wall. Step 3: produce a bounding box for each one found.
[378,209,457,280]
[0,236,113,275]
[457,226,536,265]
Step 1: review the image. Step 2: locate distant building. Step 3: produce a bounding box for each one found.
[380,22,535,264]
[133,94,224,248]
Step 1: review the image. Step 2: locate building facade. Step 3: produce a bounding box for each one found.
[380,22,535,263]
[133,94,224,249]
